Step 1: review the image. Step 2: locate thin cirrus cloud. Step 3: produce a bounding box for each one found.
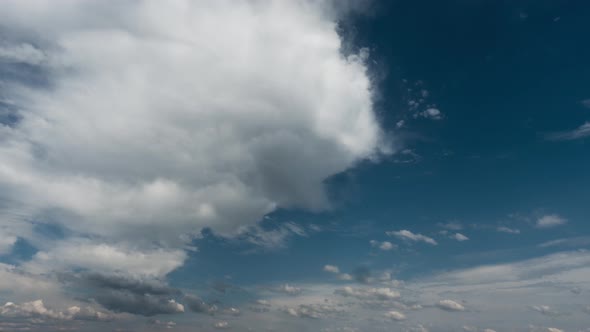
[545,122,590,141]
[387,230,438,245]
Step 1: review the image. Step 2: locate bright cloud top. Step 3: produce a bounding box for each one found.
[0,0,385,255]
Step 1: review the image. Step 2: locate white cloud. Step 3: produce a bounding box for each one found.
[536,214,567,228]
[436,299,465,312]
[213,321,230,329]
[274,284,303,296]
[0,234,17,255]
[546,122,590,141]
[335,286,400,301]
[417,108,443,120]
[338,273,354,281]
[531,305,559,317]
[384,310,406,321]
[0,299,114,321]
[324,265,340,274]
[452,233,469,241]
[387,230,437,245]
[23,239,186,278]
[497,226,520,234]
[0,0,385,256]
[370,240,396,251]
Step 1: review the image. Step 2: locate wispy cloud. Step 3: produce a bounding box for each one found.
[535,214,567,228]
[546,122,590,141]
[387,230,437,245]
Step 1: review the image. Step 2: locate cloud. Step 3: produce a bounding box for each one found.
[272,284,303,296]
[184,295,218,315]
[24,239,186,278]
[497,226,520,234]
[0,43,47,65]
[535,214,567,228]
[283,303,342,319]
[538,236,590,248]
[64,273,184,317]
[387,230,437,245]
[370,240,396,251]
[416,108,443,120]
[0,0,385,253]
[0,234,17,255]
[436,299,465,312]
[324,265,340,274]
[0,300,113,321]
[531,305,560,317]
[546,122,590,141]
[452,233,469,241]
[384,310,406,321]
[213,321,230,329]
[334,287,400,301]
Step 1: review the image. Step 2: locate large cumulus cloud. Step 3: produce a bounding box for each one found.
[0,0,385,254]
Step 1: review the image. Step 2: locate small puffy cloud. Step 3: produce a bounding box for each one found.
[335,287,400,301]
[370,240,396,251]
[531,305,559,317]
[213,321,230,329]
[546,122,590,141]
[417,108,443,120]
[184,295,218,315]
[387,230,437,245]
[338,273,354,281]
[274,284,303,296]
[535,214,567,228]
[546,328,564,332]
[452,233,469,242]
[324,265,340,274]
[384,310,406,321]
[436,300,465,312]
[497,226,520,234]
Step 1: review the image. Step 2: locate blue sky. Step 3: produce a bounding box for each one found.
[0,1,589,331]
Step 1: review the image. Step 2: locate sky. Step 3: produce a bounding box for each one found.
[0,1,589,331]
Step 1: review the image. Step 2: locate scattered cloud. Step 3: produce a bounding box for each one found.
[334,287,400,301]
[536,214,567,228]
[416,108,443,120]
[452,233,469,242]
[546,122,590,141]
[384,310,406,321]
[531,305,560,317]
[387,230,437,245]
[324,265,340,274]
[370,240,396,251]
[497,226,520,234]
[213,321,230,329]
[436,299,465,312]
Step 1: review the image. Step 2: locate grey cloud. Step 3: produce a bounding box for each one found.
[184,295,218,315]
